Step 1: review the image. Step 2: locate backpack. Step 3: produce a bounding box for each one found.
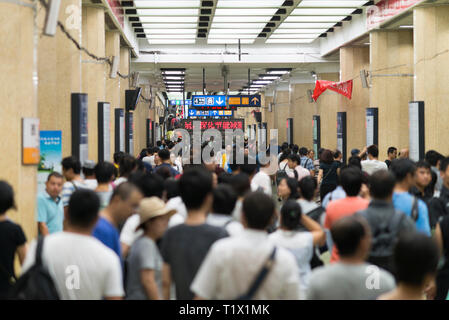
[8,237,60,300]
[359,210,405,274]
[275,162,289,186]
[411,196,419,222]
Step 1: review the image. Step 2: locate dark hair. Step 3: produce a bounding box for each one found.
[298,176,317,201]
[387,147,397,155]
[281,177,300,200]
[167,141,175,150]
[0,181,16,214]
[128,172,164,198]
[94,162,115,184]
[242,192,275,230]
[320,149,334,164]
[113,152,125,165]
[229,173,251,197]
[155,166,174,180]
[340,167,363,196]
[110,182,139,203]
[281,142,289,152]
[179,166,213,210]
[47,171,63,182]
[416,160,431,171]
[213,184,237,215]
[390,159,416,182]
[158,148,171,161]
[61,156,81,174]
[280,199,302,230]
[287,153,301,165]
[240,156,258,176]
[367,145,379,158]
[425,150,444,167]
[82,167,95,177]
[331,215,367,257]
[369,170,395,200]
[119,155,137,178]
[67,189,100,228]
[334,150,342,159]
[440,157,449,173]
[348,156,362,170]
[217,172,233,185]
[164,178,180,200]
[298,147,308,156]
[279,149,292,163]
[156,141,162,147]
[292,145,299,154]
[139,148,149,160]
[394,233,439,286]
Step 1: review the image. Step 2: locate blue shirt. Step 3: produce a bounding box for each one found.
[300,156,315,171]
[321,186,347,209]
[392,192,431,236]
[36,191,64,234]
[92,217,122,260]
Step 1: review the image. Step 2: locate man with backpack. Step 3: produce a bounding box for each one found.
[391,159,431,236]
[355,170,416,274]
[287,154,310,182]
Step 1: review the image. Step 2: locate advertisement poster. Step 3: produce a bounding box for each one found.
[313,115,321,160]
[409,101,425,161]
[37,131,62,194]
[337,112,347,163]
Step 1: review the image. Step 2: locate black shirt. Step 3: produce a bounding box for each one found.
[0,219,26,298]
[320,161,340,186]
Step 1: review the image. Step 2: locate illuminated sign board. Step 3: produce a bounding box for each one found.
[180,119,245,131]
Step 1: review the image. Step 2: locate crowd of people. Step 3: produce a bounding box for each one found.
[1,137,449,300]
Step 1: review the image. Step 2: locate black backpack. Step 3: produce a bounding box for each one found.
[358,210,405,274]
[276,162,289,185]
[8,237,59,300]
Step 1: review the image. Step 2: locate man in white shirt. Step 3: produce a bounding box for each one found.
[251,161,273,196]
[360,145,388,175]
[22,189,124,300]
[61,156,88,217]
[191,192,300,300]
[82,160,98,190]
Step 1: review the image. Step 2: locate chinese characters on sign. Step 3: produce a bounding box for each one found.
[181,119,245,131]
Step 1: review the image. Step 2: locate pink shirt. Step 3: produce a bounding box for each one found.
[287,165,310,181]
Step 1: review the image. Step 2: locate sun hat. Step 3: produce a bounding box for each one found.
[135,197,177,231]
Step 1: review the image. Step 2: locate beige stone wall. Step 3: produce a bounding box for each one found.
[0,1,38,240]
[414,5,449,155]
[370,30,414,159]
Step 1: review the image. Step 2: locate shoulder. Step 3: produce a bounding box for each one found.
[418,199,428,212]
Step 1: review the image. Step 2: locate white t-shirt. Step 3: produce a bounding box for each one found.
[269,230,314,297]
[206,213,244,237]
[83,179,98,190]
[114,177,127,186]
[21,232,124,300]
[361,159,388,175]
[191,229,300,300]
[142,155,155,167]
[251,171,272,196]
[120,214,144,247]
[167,196,187,228]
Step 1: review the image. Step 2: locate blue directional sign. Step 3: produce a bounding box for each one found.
[192,95,227,107]
[188,109,234,117]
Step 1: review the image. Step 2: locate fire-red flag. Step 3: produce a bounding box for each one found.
[312,79,353,101]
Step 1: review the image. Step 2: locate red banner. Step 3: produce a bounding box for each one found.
[312,80,353,101]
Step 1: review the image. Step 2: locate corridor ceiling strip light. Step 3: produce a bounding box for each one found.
[266,39,315,44]
[211,23,267,29]
[140,17,198,23]
[213,16,273,23]
[298,0,368,8]
[270,34,321,39]
[148,39,196,44]
[140,23,198,28]
[209,29,261,34]
[134,0,200,8]
[164,76,185,80]
[208,34,258,39]
[284,15,346,22]
[217,0,284,8]
[162,71,185,75]
[144,29,197,34]
[146,34,197,39]
[273,28,328,34]
[291,8,357,16]
[136,9,199,16]
[207,39,255,44]
[215,9,278,16]
[277,22,335,28]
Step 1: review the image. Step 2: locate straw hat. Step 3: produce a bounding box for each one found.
[136,197,177,231]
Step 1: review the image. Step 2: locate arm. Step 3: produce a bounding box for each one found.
[301,214,326,246]
[141,269,161,300]
[16,244,28,265]
[317,169,323,185]
[37,222,50,236]
[162,263,171,300]
[358,146,367,158]
[434,223,444,255]
[121,243,131,259]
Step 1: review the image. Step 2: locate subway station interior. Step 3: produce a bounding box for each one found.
[2,0,449,302]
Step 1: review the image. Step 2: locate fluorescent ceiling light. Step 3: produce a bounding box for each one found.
[209,29,261,34]
[291,8,357,15]
[144,29,197,34]
[266,39,315,44]
[273,28,328,34]
[253,80,273,84]
[164,76,185,80]
[399,25,414,28]
[162,70,185,75]
[267,70,290,74]
[136,9,199,16]
[270,34,320,39]
[140,17,198,23]
[213,16,272,23]
[208,34,257,39]
[284,16,346,22]
[211,23,266,29]
[164,81,184,85]
[215,8,277,16]
[148,40,196,44]
[278,22,335,29]
[146,34,197,39]
[134,0,200,8]
[298,1,368,8]
[259,76,282,80]
[207,39,254,44]
[217,0,284,7]
[140,23,198,28]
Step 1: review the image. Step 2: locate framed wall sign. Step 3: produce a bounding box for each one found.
[313,115,321,160]
[71,93,88,164]
[337,112,347,163]
[22,118,40,165]
[366,108,379,146]
[114,108,125,153]
[409,101,425,161]
[98,102,111,162]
